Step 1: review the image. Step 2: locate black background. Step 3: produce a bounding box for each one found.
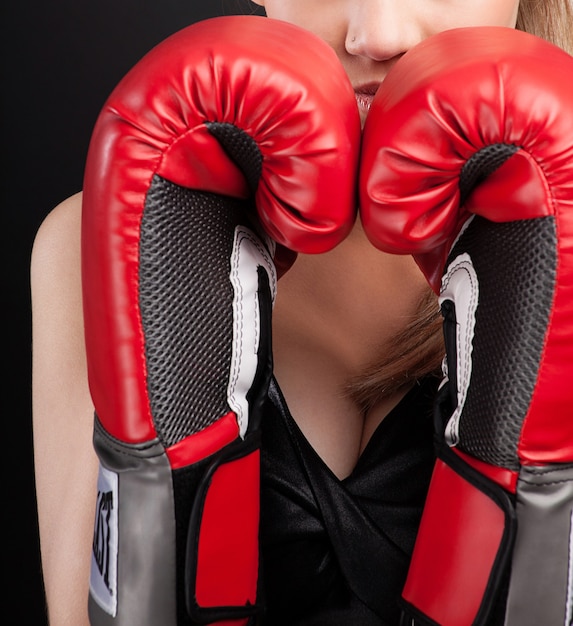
[3,1,263,622]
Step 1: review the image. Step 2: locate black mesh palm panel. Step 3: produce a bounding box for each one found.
[446,214,557,470]
[138,175,255,448]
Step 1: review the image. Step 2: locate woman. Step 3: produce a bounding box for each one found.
[31,1,573,624]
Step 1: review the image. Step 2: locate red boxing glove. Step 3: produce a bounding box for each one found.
[82,15,359,626]
[360,27,573,625]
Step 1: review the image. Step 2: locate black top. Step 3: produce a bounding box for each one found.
[259,376,438,625]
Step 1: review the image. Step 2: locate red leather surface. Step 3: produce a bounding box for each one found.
[81,16,360,443]
[453,448,518,494]
[360,26,573,291]
[195,451,260,611]
[402,458,507,625]
[166,412,239,470]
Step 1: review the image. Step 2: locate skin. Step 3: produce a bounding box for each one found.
[254,0,520,476]
[31,1,519,623]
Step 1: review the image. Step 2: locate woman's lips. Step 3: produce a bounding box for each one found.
[354,83,381,117]
[355,92,375,113]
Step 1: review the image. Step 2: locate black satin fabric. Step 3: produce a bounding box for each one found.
[259,376,438,625]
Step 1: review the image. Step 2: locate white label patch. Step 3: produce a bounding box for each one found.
[227,225,277,437]
[89,464,118,616]
[439,252,479,447]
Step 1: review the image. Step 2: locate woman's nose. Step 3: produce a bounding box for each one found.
[345,0,425,62]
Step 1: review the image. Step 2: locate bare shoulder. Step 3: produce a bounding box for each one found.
[31,191,85,351]
[31,191,83,280]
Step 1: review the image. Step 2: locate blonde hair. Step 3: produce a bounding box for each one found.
[347,0,573,410]
[517,0,573,55]
[345,288,443,413]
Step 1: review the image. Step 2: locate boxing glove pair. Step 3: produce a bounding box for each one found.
[82,14,573,625]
